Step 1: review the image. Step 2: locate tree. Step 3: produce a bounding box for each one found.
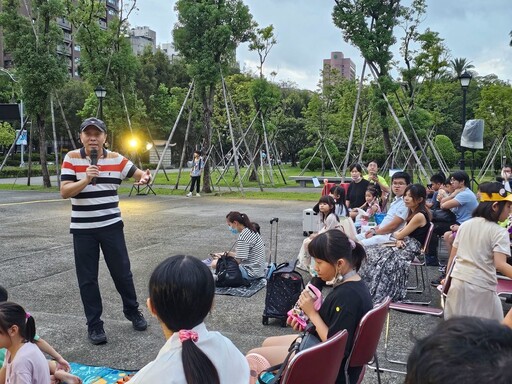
[248,24,277,79]
[68,0,145,149]
[0,0,68,187]
[450,58,475,79]
[0,122,15,147]
[475,84,512,141]
[332,0,402,156]
[173,0,255,193]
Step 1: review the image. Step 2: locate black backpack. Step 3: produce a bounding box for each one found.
[215,255,249,288]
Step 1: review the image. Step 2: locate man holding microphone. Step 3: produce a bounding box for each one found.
[60,117,151,345]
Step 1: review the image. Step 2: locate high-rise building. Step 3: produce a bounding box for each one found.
[129,26,156,56]
[0,0,120,78]
[323,51,356,84]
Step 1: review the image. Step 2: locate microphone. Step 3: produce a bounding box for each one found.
[90,148,98,186]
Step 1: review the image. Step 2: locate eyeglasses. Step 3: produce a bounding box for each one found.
[392,182,407,186]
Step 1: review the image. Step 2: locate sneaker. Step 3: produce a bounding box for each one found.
[430,274,445,287]
[125,310,148,331]
[88,328,107,345]
[186,192,192,197]
[195,193,201,197]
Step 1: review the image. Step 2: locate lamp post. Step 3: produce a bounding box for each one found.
[459,71,472,170]
[94,86,106,120]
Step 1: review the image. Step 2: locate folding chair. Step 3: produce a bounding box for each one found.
[280,329,349,384]
[345,297,391,384]
[381,261,455,374]
[129,181,156,197]
[405,223,435,304]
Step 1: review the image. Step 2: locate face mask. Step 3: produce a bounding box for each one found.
[352,175,361,182]
[228,226,238,234]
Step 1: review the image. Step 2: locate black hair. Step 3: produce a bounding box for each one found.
[404,184,431,222]
[349,163,363,173]
[365,186,380,200]
[0,301,36,343]
[252,222,261,234]
[308,229,366,272]
[331,186,348,217]
[429,173,445,184]
[405,317,512,384]
[317,195,337,223]
[226,211,257,233]
[449,170,470,186]
[193,150,202,156]
[473,182,509,222]
[0,285,7,302]
[149,255,219,384]
[391,171,411,185]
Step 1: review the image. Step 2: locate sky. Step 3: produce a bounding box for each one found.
[129,0,512,90]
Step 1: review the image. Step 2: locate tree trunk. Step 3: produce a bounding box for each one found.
[37,114,51,187]
[201,84,215,193]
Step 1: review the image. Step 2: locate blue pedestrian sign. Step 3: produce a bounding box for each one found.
[16,129,27,145]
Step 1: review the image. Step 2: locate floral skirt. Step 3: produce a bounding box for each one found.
[359,237,421,304]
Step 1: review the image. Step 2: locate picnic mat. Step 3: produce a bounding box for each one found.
[69,362,136,384]
[215,278,266,297]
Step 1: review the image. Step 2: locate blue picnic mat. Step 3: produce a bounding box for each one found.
[215,277,266,297]
[69,362,136,384]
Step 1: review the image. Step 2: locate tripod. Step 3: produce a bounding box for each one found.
[467,148,479,191]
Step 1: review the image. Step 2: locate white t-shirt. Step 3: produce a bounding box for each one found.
[452,217,511,290]
[4,342,50,384]
[128,322,249,384]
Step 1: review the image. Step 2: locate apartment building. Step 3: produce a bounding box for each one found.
[0,0,120,78]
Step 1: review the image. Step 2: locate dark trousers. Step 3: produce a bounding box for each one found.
[427,221,455,259]
[190,175,201,193]
[73,224,139,331]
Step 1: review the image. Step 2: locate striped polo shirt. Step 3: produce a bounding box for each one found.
[61,148,137,233]
[236,227,266,278]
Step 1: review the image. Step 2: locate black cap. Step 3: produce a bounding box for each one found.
[79,117,107,133]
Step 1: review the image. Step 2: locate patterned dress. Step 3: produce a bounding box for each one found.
[359,211,430,304]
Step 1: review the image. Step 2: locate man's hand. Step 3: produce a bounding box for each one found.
[136,169,152,185]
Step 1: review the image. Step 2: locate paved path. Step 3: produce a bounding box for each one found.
[0,187,444,383]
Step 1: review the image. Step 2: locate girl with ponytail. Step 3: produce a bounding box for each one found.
[0,301,50,383]
[128,255,249,384]
[249,230,373,384]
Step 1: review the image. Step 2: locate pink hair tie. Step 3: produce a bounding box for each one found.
[25,312,31,319]
[178,330,198,343]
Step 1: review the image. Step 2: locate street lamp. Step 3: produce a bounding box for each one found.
[459,71,472,170]
[94,86,106,120]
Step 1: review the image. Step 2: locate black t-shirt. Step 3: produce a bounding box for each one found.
[318,280,373,384]
[347,179,370,209]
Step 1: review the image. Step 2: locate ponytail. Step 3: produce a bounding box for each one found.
[182,338,220,384]
[0,301,37,342]
[308,229,366,272]
[226,211,257,232]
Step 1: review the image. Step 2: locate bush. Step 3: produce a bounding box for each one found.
[299,156,322,171]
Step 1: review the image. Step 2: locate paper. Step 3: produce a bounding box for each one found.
[312,177,320,187]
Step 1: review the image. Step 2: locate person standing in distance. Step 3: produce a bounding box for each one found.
[186,150,204,197]
[60,117,150,345]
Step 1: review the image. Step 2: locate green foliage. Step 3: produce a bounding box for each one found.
[249,78,280,116]
[432,135,458,167]
[248,24,277,78]
[475,84,512,140]
[299,155,322,171]
[0,122,15,146]
[173,0,255,89]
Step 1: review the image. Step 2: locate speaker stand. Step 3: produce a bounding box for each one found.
[469,148,479,191]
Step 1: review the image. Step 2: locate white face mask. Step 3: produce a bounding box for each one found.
[352,175,361,182]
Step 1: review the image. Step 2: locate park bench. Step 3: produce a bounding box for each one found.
[289,176,348,187]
